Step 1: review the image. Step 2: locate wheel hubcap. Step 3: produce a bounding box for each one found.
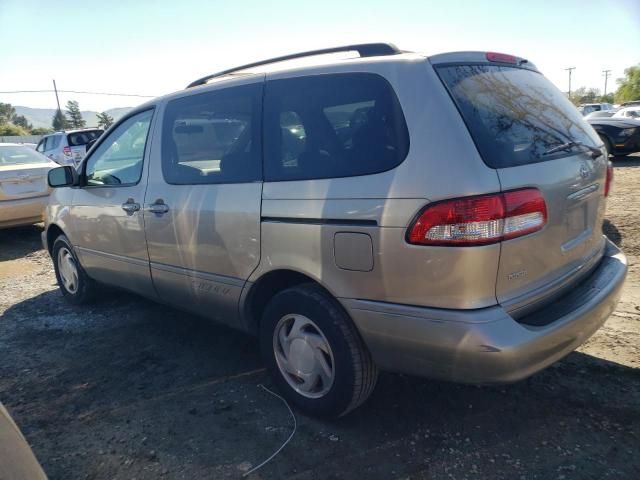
[57,247,79,294]
[273,314,335,398]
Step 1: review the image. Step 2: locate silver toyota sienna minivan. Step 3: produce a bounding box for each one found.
[44,44,627,417]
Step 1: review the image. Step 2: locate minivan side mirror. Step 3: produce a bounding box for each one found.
[48,166,78,188]
[86,138,98,152]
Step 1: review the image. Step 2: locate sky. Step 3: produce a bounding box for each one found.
[1,0,639,112]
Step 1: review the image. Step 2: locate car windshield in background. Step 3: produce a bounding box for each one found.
[0,146,49,166]
[67,130,103,147]
[436,65,601,168]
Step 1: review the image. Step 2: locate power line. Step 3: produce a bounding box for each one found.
[0,89,157,98]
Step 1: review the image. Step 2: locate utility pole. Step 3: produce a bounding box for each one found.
[602,69,612,97]
[565,67,576,99]
[52,79,61,111]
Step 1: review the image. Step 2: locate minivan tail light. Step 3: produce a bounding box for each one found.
[486,52,517,64]
[63,146,72,156]
[407,189,547,246]
[605,162,613,197]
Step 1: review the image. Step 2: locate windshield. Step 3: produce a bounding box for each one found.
[0,145,50,166]
[436,65,600,168]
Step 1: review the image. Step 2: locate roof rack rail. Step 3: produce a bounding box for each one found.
[186,43,401,88]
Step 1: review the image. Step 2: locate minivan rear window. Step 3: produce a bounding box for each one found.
[436,65,600,168]
[264,73,409,181]
[67,130,103,147]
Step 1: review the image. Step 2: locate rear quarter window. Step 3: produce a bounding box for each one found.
[264,72,409,181]
[44,135,61,151]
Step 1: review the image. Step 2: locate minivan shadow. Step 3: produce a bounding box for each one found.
[603,218,622,246]
[3,289,639,479]
[4,287,638,426]
[0,288,262,419]
[0,224,44,261]
[340,349,640,446]
[611,154,640,167]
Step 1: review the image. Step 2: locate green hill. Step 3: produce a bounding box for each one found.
[14,106,132,130]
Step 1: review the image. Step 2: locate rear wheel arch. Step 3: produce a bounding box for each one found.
[243,269,336,333]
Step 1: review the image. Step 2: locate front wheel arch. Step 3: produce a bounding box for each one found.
[598,133,613,157]
[46,224,65,254]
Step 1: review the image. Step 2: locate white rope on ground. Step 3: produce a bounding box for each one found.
[242,384,297,478]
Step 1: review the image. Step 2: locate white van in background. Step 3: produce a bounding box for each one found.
[36,129,104,166]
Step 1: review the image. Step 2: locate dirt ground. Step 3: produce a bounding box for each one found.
[1,157,639,480]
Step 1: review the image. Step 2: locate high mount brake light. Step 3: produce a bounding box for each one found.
[407,189,547,246]
[486,52,518,64]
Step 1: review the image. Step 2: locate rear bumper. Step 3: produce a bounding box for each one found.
[0,196,48,229]
[342,237,627,383]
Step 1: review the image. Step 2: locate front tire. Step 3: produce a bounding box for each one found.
[52,235,96,305]
[260,284,378,418]
[599,135,613,158]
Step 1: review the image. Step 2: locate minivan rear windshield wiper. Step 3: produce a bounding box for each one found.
[543,141,602,158]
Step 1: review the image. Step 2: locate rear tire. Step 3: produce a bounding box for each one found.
[52,235,96,305]
[260,283,378,418]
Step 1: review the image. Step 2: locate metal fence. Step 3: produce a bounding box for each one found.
[0,135,45,144]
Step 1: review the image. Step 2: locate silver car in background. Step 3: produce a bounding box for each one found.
[35,129,103,166]
[0,144,57,229]
[43,44,627,418]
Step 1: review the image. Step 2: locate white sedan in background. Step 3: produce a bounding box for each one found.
[613,107,640,119]
[0,143,58,229]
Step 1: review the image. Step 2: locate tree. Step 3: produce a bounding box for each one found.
[569,87,600,106]
[52,109,69,130]
[615,65,640,103]
[12,114,32,131]
[0,103,16,124]
[0,123,28,136]
[96,111,114,130]
[65,100,86,128]
[599,93,615,104]
[31,127,53,135]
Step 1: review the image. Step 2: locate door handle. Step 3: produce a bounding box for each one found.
[121,199,140,214]
[146,200,169,215]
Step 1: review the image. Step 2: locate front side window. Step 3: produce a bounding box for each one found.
[161,83,262,185]
[84,109,153,186]
[264,73,410,181]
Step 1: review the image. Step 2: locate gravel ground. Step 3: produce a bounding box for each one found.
[1,156,639,480]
